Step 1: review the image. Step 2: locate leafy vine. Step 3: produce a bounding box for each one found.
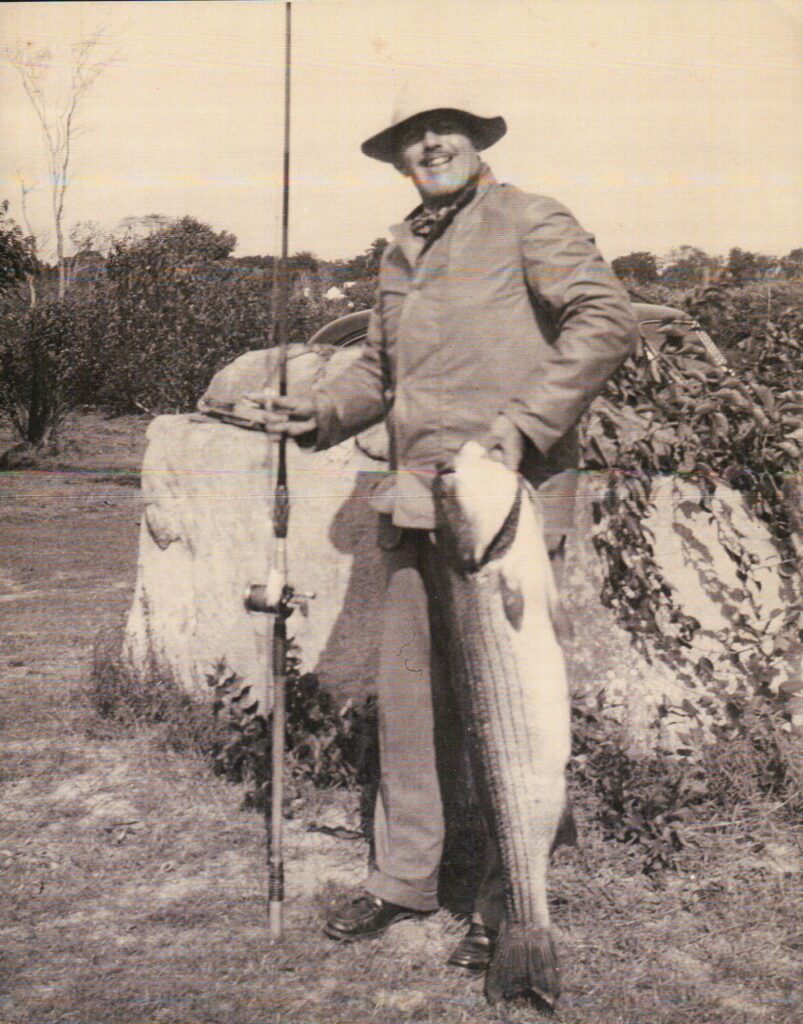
[582,307,803,736]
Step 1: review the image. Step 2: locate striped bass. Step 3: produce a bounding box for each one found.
[434,440,572,1007]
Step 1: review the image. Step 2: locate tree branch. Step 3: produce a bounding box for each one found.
[3,34,112,299]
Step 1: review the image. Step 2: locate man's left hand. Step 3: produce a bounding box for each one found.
[479,414,525,472]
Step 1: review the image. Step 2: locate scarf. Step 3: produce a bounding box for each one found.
[407,163,486,248]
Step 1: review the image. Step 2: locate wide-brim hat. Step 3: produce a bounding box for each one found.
[361,79,507,163]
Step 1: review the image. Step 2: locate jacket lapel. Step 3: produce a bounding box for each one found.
[388,220,425,271]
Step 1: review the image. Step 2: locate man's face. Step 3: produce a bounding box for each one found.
[395,114,481,202]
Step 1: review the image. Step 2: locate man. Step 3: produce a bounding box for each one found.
[257,81,638,970]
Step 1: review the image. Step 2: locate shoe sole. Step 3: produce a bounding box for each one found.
[446,935,496,972]
[446,955,492,972]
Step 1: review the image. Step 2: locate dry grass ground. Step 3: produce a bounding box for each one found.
[0,412,801,1024]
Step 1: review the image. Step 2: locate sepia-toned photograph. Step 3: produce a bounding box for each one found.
[1,1,801,1021]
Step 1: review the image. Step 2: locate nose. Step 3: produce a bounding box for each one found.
[422,129,442,148]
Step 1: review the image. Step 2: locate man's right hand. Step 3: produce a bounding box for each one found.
[242,389,318,438]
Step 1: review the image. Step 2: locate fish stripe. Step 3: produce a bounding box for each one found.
[439,564,555,923]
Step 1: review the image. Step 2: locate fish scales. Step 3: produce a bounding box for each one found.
[458,574,543,894]
[434,441,571,1007]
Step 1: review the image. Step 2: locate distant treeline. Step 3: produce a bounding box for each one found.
[0,211,800,446]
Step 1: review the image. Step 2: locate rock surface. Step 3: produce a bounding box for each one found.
[124,414,388,706]
[565,473,801,751]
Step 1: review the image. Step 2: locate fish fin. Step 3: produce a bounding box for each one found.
[550,800,579,853]
[499,572,524,631]
[484,921,560,1008]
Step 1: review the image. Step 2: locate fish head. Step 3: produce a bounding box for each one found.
[435,441,520,569]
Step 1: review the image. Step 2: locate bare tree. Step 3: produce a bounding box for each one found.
[18,179,39,307]
[4,33,111,299]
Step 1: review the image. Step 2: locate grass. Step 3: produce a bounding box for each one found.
[85,624,229,758]
[1,409,801,1023]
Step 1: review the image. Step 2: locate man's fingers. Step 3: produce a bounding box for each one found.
[242,391,315,425]
[242,392,305,412]
[266,417,316,437]
[261,409,317,436]
[271,396,312,416]
[479,415,525,472]
[479,435,521,471]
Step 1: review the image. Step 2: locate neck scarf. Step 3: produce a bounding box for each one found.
[407,163,486,245]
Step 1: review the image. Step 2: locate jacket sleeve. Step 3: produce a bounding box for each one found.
[311,302,388,450]
[502,196,639,456]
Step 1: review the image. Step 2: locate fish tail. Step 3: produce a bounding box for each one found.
[484,921,560,1008]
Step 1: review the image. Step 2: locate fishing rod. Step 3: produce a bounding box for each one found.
[243,0,309,942]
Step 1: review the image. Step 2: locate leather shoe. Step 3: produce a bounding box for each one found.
[323,893,430,942]
[447,922,498,972]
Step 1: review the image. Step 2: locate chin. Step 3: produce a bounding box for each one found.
[419,175,469,200]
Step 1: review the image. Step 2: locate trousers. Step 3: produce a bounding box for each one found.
[364,520,566,926]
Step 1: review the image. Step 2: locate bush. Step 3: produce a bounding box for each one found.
[686,280,803,355]
[96,262,275,413]
[571,695,802,874]
[207,656,377,812]
[0,216,285,422]
[0,296,96,444]
[87,625,803,877]
[0,214,387,423]
[586,295,803,740]
[0,199,37,289]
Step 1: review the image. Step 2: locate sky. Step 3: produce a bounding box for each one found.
[1,0,801,262]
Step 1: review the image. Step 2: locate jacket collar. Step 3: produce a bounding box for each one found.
[388,164,498,269]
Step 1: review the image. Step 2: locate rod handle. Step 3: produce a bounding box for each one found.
[269,900,283,940]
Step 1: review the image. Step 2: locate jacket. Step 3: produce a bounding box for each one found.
[313,168,639,542]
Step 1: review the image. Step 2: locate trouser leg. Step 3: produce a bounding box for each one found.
[471,539,569,930]
[365,529,445,912]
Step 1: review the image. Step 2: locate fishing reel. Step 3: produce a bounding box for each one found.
[244,568,315,618]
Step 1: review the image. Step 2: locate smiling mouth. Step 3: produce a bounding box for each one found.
[421,154,453,169]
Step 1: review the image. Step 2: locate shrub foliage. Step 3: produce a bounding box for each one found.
[207,656,377,811]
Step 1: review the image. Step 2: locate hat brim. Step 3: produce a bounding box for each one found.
[361,108,507,163]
